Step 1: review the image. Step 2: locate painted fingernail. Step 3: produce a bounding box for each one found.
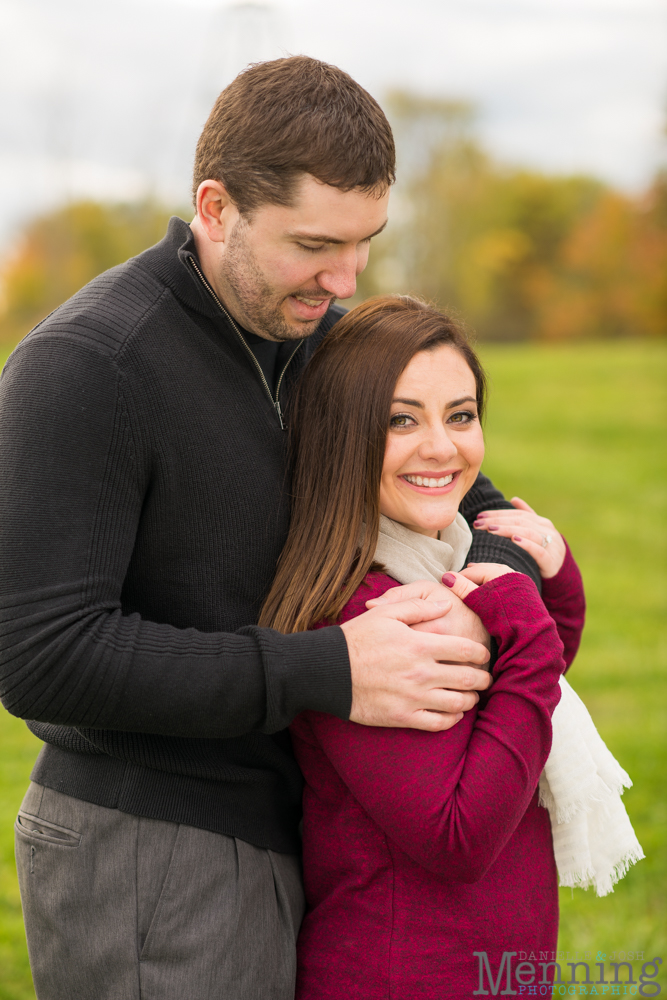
[487,525,499,531]
[442,573,456,587]
[513,535,522,541]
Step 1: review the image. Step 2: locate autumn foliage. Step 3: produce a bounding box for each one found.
[0,201,181,350]
[0,108,665,348]
[358,94,667,341]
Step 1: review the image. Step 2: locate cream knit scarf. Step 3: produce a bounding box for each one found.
[374,514,644,896]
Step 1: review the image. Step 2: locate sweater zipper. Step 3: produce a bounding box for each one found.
[187,256,303,430]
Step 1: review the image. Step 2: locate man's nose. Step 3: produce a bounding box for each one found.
[316,250,359,300]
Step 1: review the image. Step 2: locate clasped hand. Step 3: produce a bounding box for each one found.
[342,498,566,734]
[472,496,566,579]
[341,594,492,732]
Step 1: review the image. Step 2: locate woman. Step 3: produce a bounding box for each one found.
[260,296,639,999]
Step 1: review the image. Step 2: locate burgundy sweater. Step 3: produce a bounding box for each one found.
[290,547,585,999]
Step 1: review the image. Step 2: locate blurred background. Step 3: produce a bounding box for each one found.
[0,1,665,997]
[1,0,666,346]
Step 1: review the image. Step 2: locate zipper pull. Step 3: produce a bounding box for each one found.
[275,397,285,431]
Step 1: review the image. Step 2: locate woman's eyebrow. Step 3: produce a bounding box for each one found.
[392,395,477,409]
[447,396,477,408]
[392,397,423,408]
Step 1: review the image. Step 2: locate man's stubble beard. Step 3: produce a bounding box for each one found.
[220,219,332,342]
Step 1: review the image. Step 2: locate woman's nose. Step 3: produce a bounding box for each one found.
[418,426,458,463]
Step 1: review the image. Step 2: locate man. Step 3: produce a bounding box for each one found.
[0,57,539,999]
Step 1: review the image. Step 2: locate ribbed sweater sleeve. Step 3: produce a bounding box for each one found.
[292,573,563,882]
[0,335,350,737]
[461,472,542,588]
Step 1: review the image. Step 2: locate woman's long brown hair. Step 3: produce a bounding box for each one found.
[259,295,487,633]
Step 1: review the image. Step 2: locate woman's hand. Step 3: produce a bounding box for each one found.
[473,497,566,579]
[442,563,516,599]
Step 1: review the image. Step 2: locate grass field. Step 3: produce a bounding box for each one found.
[0,339,665,998]
[480,340,667,985]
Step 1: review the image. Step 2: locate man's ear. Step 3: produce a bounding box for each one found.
[196,180,239,244]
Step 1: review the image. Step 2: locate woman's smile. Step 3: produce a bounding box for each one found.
[401,471,458,492]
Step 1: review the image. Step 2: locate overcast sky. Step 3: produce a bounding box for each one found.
[0,0,665,248]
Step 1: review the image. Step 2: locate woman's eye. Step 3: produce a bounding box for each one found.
[448,410,476,424]
[390,413,415,428]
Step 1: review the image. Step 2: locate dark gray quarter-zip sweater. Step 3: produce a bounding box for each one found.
[0,218,539,853]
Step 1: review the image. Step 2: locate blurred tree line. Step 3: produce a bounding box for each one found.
[358,93,667,341]
[0,93,665,349]
[0,201,182,350]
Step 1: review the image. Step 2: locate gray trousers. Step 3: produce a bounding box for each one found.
[15,782,305,1000]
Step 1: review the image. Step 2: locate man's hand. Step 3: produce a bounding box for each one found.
[366,579,491,650]
[341,598,491,733]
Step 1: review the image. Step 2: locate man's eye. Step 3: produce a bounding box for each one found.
[298,243,324,253]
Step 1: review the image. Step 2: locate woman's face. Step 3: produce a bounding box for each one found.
[379,345,485,538]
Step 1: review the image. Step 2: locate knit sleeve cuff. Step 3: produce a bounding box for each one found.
[250,624,352,731]
[462,573,543,644]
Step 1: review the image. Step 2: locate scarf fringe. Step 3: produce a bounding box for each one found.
[557,845,646,897]
[538,771,633,827]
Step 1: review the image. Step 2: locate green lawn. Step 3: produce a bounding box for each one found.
[0,339,665,997]
[480,339,666,985]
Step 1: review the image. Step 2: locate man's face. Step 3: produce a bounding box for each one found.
[215,175,390,341]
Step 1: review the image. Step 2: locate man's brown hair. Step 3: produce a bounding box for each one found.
[193,56,396,213]
[259,295,487,634]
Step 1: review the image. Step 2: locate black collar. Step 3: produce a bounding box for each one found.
[135,216,224,320]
